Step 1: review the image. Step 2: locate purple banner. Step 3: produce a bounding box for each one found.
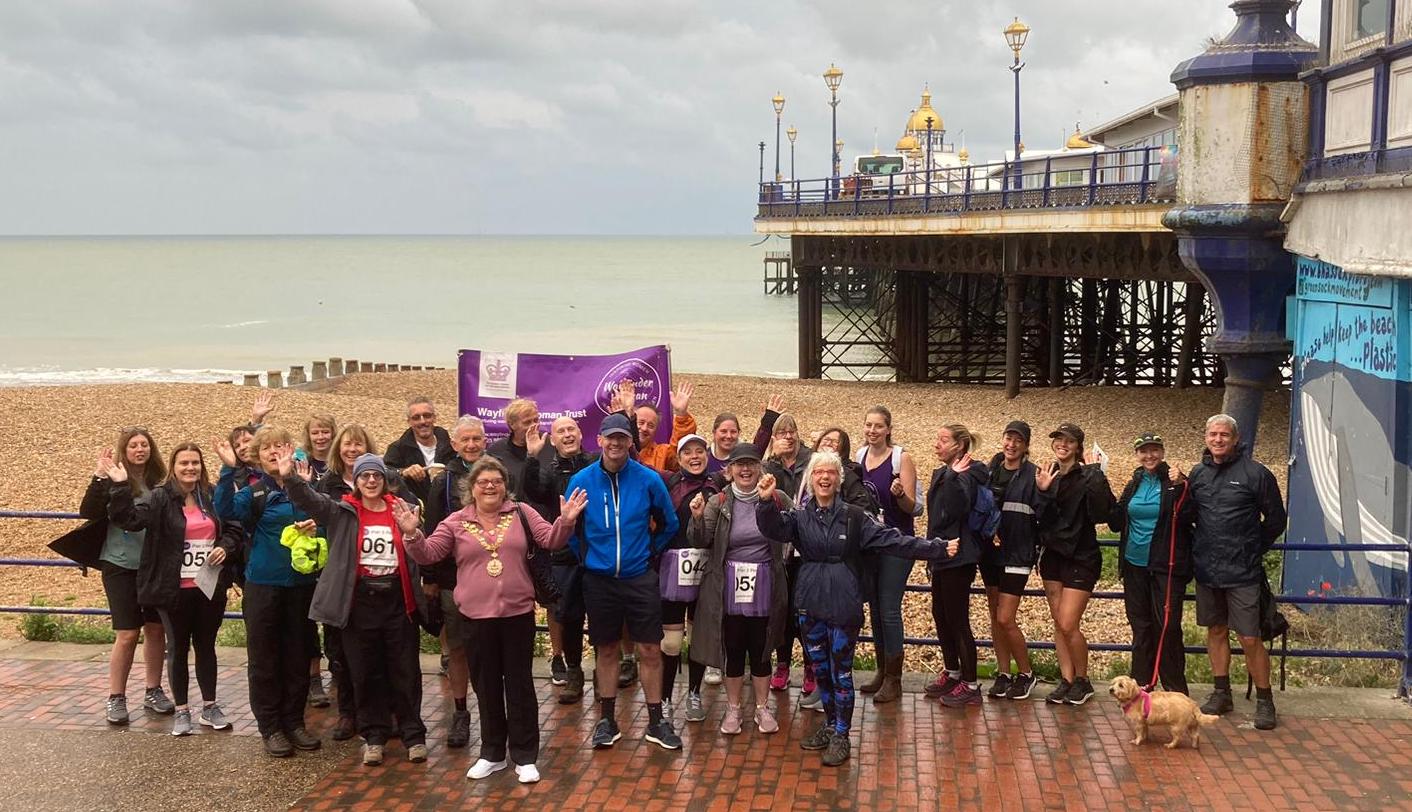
[457,346,673,451]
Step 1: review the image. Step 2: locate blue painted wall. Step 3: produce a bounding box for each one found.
[1285,256,1410,598]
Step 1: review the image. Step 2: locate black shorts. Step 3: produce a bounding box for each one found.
[582,570,663,645]
[1039,549,1101,592]
[661,598,696,626]
[1195,583,1262,639]
[100,562,161,631]
[979,563,1030,597]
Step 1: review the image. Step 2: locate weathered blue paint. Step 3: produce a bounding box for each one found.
[1170,0,1316,89]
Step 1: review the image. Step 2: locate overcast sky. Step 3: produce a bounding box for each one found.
[0,1,1321,236]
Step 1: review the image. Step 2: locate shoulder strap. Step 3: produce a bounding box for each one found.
[515,506,538,551]
[855,447,867,465]
[249,484,270,524]
[890,445,903,471]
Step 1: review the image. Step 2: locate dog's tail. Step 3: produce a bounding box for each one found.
[1196,713,1220,726]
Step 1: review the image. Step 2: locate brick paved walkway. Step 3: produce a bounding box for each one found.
[1,653,1410,811]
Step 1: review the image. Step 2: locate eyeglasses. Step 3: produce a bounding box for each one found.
[474,479,504,489]
[356,472,385,480]
[774,430,797,437]
[409,412,436,421]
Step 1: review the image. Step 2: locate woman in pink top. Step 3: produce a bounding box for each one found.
[403,456,587,785]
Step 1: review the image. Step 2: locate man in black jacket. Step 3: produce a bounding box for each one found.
[1182,414,1287,730]
[383,396,455,506]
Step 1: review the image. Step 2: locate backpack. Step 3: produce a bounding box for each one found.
[968,479,1002,541]
[856,445,923,517]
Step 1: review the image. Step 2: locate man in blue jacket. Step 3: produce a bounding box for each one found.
[567,413,680,751]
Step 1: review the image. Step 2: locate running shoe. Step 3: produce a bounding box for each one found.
[171,709,193,737]
[685,691,706,723]
[199,704,231,731]
[515,763,541,784]
[287,727,321,750]
[1200,688,1234,715]
[308,676,330,708]
[720,703,743,735]
[800,689,825,711]
[802,663,817,695]
[467,758,507,779]
[940,682,984,708]
[1066,677,1095,705]
[550,654,568,686]
[591,718,622,748]
[143,686,175,714]
[987,673,1012,699]
[754,705,779,734]
[704,666,723,686]
[363,744,384,766]
[263,732,294,758]
[408,743,428,763]
[645,719,682,750]
[800,723,832,750]
[1254,696,1278,730]
[1005,672,1036,701]
[770,662,790,691]
[1046,680,1073,705]
[925,673,960,698]
[106,695,129,726]
[822,732,851,767]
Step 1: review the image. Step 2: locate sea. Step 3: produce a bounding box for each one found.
[0,235,800,386]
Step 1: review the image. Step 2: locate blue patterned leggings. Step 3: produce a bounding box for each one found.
[799,614,858,734]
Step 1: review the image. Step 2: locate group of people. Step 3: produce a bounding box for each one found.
[58,382,1287,779]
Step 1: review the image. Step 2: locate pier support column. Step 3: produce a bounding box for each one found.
[1175,283,1205,388]
[797,266,823,379]
[1046,277,1064,387]
[1003,237,1023,399]
[894,270,930,383]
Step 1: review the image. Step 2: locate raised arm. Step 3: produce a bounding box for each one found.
[400,501,453,566]
[285,476,339,528]
[214,466,252,522]
[522,489,587,551]
[858,515,956,562]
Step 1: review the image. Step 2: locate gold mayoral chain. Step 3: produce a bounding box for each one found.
[463,514,515,577]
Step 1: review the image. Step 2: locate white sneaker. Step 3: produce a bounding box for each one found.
[704,667,723,686]
[466,758,508,780]
[515,763,541,784]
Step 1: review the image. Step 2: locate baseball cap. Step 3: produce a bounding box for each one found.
[727,444,762,463]
[677,433,708,453]
[1049,423,1085,446]
[599,413,634,438]
[1133,431,1164,450]
[1002,420,1032,445]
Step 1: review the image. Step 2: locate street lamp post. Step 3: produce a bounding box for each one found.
[1004,17,1030,193]
[772,93,786,183]
[823,64,843,199]
[758,141,766,199]
[786,125,798,186]
[925,116,935,196]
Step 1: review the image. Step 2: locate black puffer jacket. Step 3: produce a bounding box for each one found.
[420,458,474,588]
[108,482,243,609]
[986,455,1051,570]
[926,460,987,571]
[1038,462,1116,563]
[48,476,116,572]
[1180,444,1286,588]
[1109,463,1192,579]
[665,469,720,550]
[764,447,813,504]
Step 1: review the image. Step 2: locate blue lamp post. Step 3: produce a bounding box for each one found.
[772,93,786,183]
[823,64,843,199]
[1004,17,1030,192]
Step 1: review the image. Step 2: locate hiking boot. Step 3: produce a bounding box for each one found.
[550,654,568,686]
[925,673,959,698]
[617,658,638,689]
[1066,677,1095,706]
[171,709,193,737]
[143,686,175,715]
[940,682,983,708]
[199,704,231,731]
[754,705,779,734]
[362,743,384,766]
[704,666,723,686]
[408,743,428,763]
[106,695,129,726]
[1200,688,1234,715]
[447,709,471,748]
[800,723,833,751]
[987,673,1012,699]
[308,676,330,708]
[1006,672,1036,701]
[685,691,706,722]
[1046,680,1073,705]
[802,662,817,695]
[559,667,585,704]
[872,655,904,704]
[822,731,851,767]
[591,718,622,749]
[770,662,790,691]
[331,715,358,741]
[720,703,743,735]
[287,727,321,750]
[264,731,294,758]
[1253,696,1278,730]
[645,719,682,750]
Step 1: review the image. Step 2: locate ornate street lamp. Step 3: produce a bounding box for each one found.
[786,125,798,183]
[823,64,843,198]
[925,116,935,196]
[772,92,786,183]
[758,141,766,195]
[1004,17,1030,192]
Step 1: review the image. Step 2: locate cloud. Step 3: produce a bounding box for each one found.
[0,0,1321,234]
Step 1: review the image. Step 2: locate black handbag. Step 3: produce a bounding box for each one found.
[516,507,562,608]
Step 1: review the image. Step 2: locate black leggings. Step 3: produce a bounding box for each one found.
[723,614,771,679]
[158,587,228,706]
[930,564,978,683]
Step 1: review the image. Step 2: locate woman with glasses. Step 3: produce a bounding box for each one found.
[762,414,810,694]
[405,457,588,784]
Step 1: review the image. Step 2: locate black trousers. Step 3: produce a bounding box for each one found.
[342,579,427,746]
[552,563,586,668]
[462,612,538,765]
[157,587,228,706]
[930,563,979,683]
[723,614,771,679]
[775,556,802,664]
[1121,559,1189,694]
[323,624,357,717]
[244,582,315,737]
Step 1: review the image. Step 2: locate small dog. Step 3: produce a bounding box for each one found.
[1108,675,1219,749]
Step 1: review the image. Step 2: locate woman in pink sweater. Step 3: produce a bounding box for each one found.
[402,456,587,785]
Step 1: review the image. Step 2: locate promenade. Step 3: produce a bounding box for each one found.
[0,640,1408,811]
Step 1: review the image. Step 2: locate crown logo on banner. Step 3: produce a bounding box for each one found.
[486,360,512,383]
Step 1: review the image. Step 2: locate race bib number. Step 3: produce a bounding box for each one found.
[181,538,215,580]
[732,561,759,604]
[359,525,398,570]
[677,549,707,587]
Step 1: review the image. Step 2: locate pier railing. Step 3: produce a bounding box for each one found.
[758,145,1177,219]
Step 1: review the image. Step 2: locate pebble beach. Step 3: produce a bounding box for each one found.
[0,371,1292,673]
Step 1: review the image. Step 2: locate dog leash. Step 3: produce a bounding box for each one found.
[1145,478,1189,693]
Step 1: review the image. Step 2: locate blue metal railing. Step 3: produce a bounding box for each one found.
[757,145,1177,219]
[3,508,1408,697]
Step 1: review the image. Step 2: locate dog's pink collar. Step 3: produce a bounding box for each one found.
[1123,689,1152,719]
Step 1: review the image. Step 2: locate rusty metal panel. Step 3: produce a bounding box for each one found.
[1253,82,1310,202]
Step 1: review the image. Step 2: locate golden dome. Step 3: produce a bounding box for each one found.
[905,88,943,133]
[1066,124,1094,150]
[958,147,970,162]
[896,133,920,152]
